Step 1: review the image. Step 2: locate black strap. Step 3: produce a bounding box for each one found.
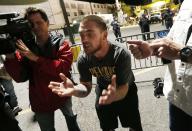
[185,24,192,45]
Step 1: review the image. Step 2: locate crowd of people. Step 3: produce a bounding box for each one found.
[1,0,191,131]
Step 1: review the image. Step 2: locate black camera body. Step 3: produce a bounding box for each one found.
[0,12,33,55]
[153,77,164,98]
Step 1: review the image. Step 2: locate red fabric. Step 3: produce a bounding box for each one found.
[4,40,73,112]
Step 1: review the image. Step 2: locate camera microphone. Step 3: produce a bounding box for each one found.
[0,12,19,19]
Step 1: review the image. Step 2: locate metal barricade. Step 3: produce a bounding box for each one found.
[116,29,169,70]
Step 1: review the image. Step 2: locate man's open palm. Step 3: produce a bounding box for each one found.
[48,73,74,97]
[99,75,117,105]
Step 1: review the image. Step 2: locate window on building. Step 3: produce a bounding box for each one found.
[78,10,84,15]
[78,4,84,9]
[64,3,69,8]
[74,12,77,16]
[97,5,100,8]
[71,3,76,9]
[67,12,70,16]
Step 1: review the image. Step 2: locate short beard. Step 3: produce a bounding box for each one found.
[85,42,102,56]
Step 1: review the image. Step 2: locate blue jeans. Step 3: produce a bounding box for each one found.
[35,98,80,131]
[169,102,192,131]
[0,78,18,108]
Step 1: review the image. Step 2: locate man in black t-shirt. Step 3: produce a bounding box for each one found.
[49,15,143,131]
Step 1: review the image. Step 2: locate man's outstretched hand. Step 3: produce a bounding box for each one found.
[128,38,183,60]
[48,73,75,97]
[99,75,117,105]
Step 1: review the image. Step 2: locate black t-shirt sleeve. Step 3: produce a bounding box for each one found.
[115,49,135,86]
[77,54,92,82]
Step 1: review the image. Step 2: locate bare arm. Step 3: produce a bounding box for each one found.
[73,81,92,97]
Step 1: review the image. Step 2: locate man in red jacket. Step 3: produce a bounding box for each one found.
[4,7,80,131]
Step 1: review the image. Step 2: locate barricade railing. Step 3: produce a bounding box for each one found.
[115,29,169,70]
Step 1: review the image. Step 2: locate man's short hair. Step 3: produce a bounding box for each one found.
[24,7,49,22]
[81,15,108,31]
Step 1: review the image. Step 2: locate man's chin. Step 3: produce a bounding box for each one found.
[84,50,90,55]
[84,50,93,55]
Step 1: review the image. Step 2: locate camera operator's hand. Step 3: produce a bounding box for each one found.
[16,39,39,62]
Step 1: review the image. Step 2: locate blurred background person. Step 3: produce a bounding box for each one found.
[163,8,174,30]
[111,17,123,43]
[139,14,150,40]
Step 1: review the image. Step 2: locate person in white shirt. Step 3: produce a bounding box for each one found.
[128,0,192,130]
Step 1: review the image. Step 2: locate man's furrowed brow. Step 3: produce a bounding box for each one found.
[79,29,93,34]
[79,29,93,33]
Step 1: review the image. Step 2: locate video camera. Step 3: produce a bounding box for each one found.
[0,12,33,55]
[153,77,164,98]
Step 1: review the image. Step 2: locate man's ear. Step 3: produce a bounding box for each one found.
[103,31,108,40]
[46,20,49,26]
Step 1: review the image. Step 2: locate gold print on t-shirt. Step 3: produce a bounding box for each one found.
[89,66,115,78]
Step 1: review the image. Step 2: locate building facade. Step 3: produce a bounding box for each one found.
[0,0,114,29]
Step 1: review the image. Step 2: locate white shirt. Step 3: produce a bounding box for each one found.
[163,0,192,116]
